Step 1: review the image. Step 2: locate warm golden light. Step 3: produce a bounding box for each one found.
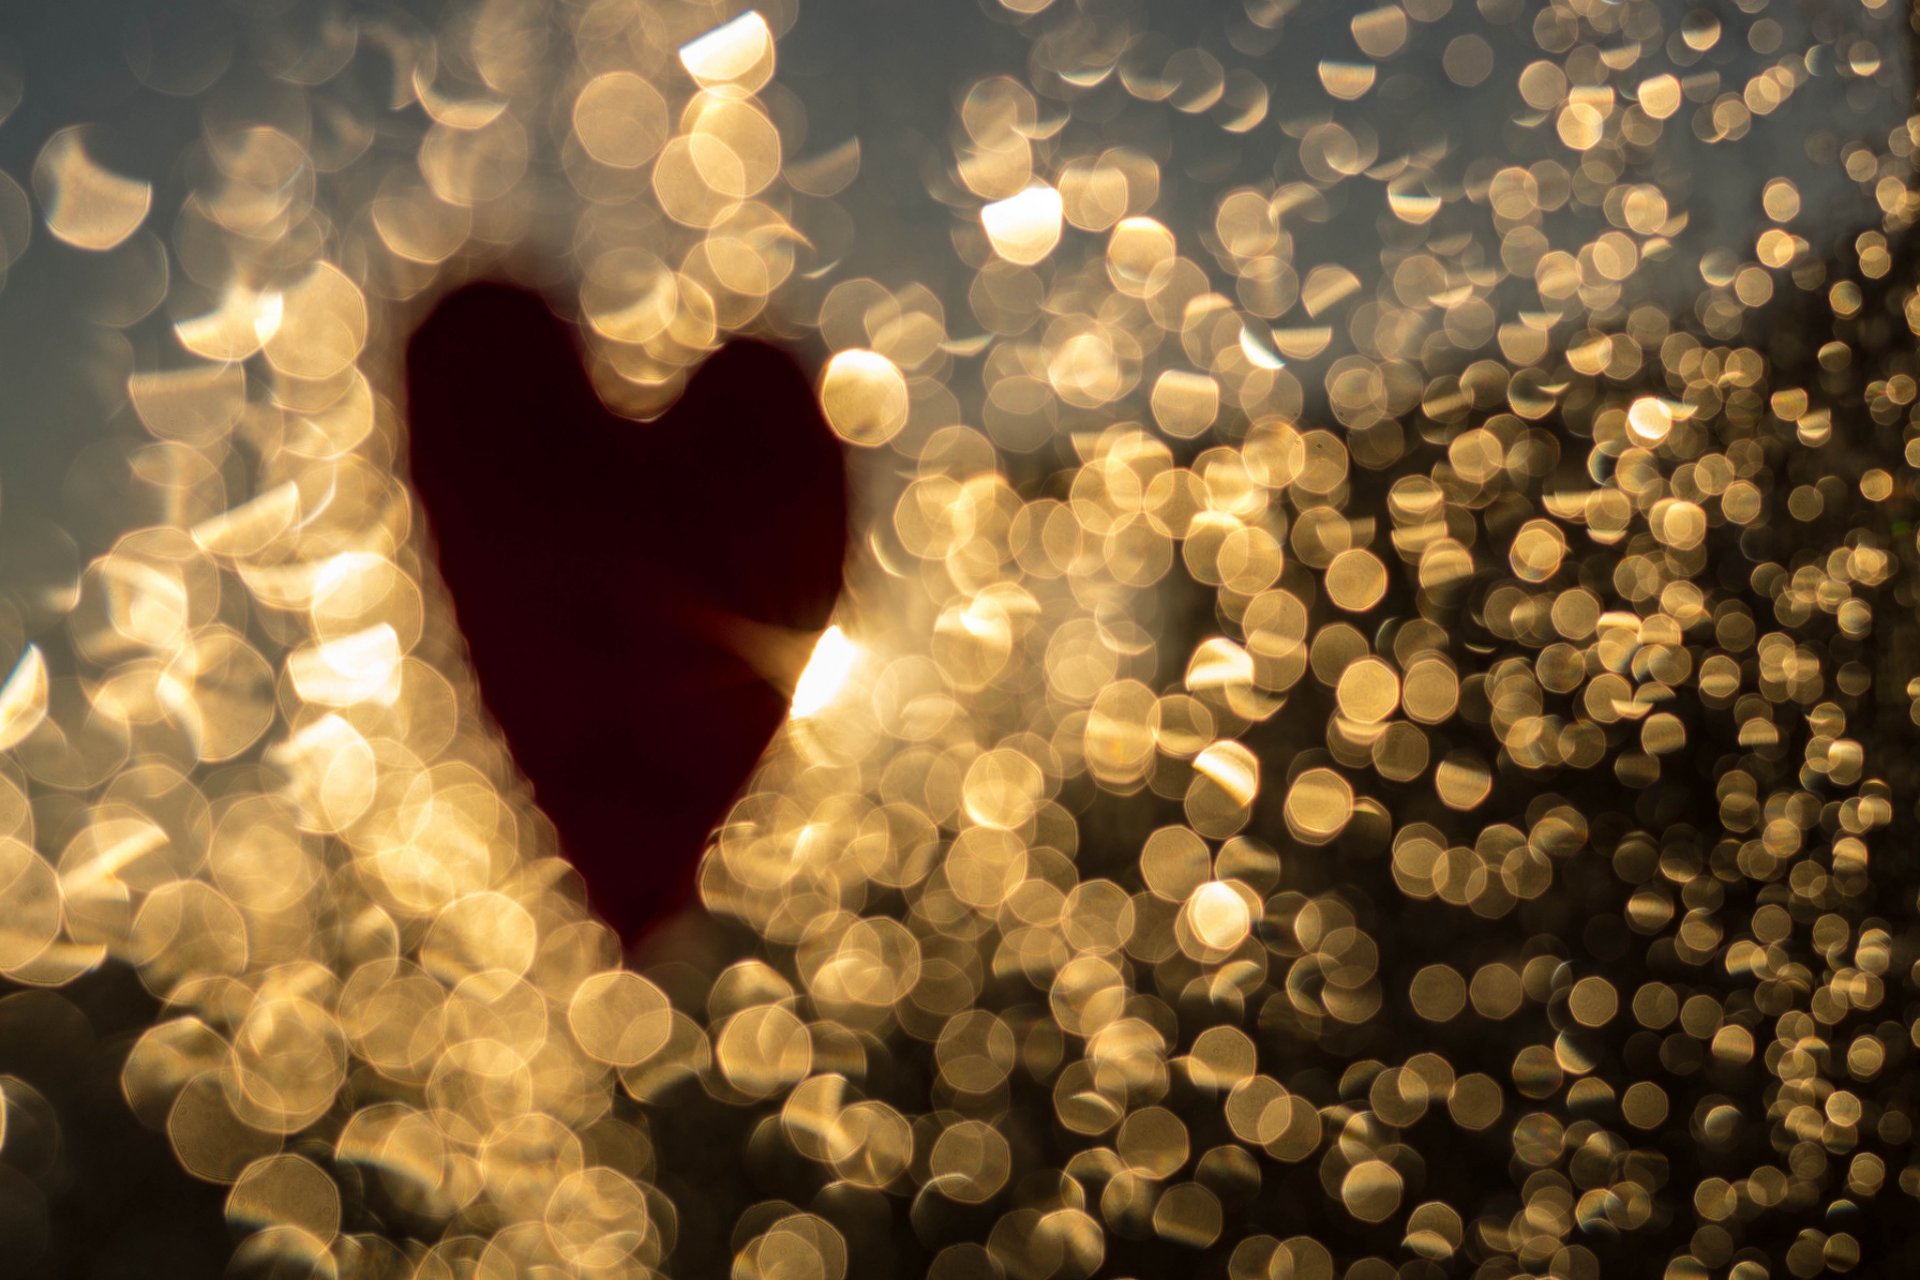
[5,1,1914,1276]
[32,126,150,251]
[789,624,858,718]
[678,10,775,91]
[980,183,1064,265]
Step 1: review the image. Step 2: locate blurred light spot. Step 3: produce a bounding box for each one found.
[791,625,858,718]
[33,127,150,251]
[982,185,1064,265]
[679,11,775,92]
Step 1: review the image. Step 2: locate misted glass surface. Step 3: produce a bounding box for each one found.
[0,1,1916,1276]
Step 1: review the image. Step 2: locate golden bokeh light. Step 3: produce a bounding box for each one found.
[31,127,150,252]
[0,0,1915,1277]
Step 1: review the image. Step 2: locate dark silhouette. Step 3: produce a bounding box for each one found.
[406,282,848,942]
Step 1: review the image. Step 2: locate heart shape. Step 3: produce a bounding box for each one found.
[405,282,848,942]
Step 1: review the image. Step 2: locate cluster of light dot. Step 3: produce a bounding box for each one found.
[0,0,1916,1277]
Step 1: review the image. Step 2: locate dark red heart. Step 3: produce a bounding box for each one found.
[405,282,847,942]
